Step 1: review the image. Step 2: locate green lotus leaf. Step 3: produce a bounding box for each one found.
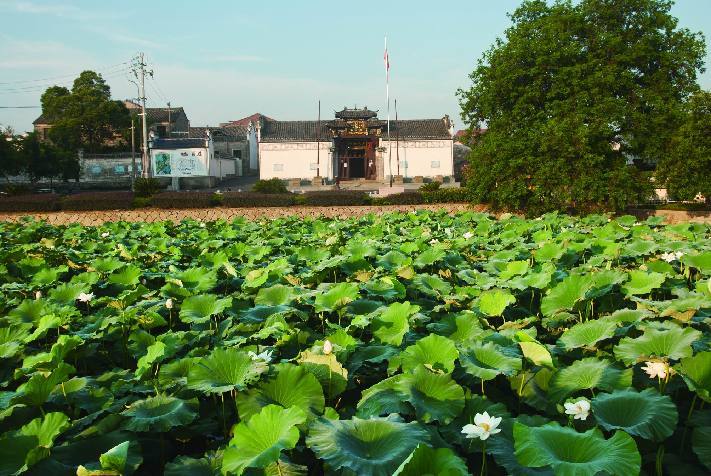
[460,341,522,381]
[413,247,447,268]
[692,426,711,470]
[314,282,360,312]
[395,366,465,424]
[591,388,678,441]
[397,334,459,373]
[603,309,652,324]
[108,265,142,288]
[683,251,711,274]
[364,277,406,300]
[431,311,490,344]
[306,415,429,476]
[90,257,124,274]
[372,301,420,346]
[614,326,701,364]
[534,242,564,262]
[31,265,68,287]
[517,337,554,369]
[262,458,308,476]
[498,260,529,281]
[99,440,143,475]
[623,239,657,257]
[478,288,516,316]
[541,274,593,317]
[121,395,198,432]
[177,266,218,293]
[558,319,618,349]
[222,405,306,476]
[179,294,232,324]
[297,350,348,398]
[7,299,46,325]
[412,274,452,297]
[548,357,632,401]
[393,444,469,476]
[513,422,641,476]
[236,363,325,420]
[0,324,32,359]
[48,282,89,305]
[16,363,73,407]
[187,348,267,394]
[164,454,222,476]
[18,411,70,467]
[676,351,711,402]
[0,435,39,475]
[621,270,666,295]
[357,374,412,418]
[135,341,166,379]
[255,285,294,306]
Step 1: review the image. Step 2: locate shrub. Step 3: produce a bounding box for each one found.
[132,197,152,208]
[133,177,164,197]
[0,193,61,212]
[419,182,441,192]
[61,192,135,211]
[302,191,371,206]
[372,192,425,205]
[151,192,217,209]
[422,188,471,204]
[252,178,289,194]
[1,183,31,196]
[221,192,296,208]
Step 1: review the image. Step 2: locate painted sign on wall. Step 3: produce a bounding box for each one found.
[151,148,209,177]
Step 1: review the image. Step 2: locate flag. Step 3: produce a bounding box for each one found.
[384,40,390,79]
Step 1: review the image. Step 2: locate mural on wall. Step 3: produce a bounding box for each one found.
[151,148,209,177]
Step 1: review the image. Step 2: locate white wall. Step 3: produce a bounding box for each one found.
[259,142,333,179]
[380,139,454,178]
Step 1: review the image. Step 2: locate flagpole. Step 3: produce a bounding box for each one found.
[385,36,392,187]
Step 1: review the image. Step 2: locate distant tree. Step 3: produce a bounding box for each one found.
[458,0,706,214]
[18,133,78,183]
[655,91,711,202]
[0,131,23,182]
[41,71,130,153]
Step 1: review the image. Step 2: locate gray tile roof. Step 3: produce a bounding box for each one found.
[260,118,452,142]
[189,126,248,141]
[152,138,206,149]
[146,107,186,124]
[335,107,378,120]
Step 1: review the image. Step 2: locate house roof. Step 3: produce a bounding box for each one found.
[189,126,248,141]
[146,107,186,124]
[152,138,206,149]
[221,113,272,128]
[334,107,378,120]
[32,113,50,125]
[260,117,452,142]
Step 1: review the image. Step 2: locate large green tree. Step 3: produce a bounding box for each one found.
[458,0,706,214]
[18,133,77,183]
[655,90,711,202]
[40,71,130,153]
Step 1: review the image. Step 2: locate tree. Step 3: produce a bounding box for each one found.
[18,133,78,183]
[0,127,24,182]
[458,0,706,214]
[655,91,711,202]
[40,71,130,153]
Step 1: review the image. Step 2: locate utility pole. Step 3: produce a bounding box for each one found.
[131,53,153,178]
[167,101,171,137]
[130,117,136,188]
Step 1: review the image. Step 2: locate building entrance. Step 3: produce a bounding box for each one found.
[335,137,377,180]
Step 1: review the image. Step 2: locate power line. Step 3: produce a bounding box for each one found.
[0,69,132,95]
[0,106,41,108]
[0,61,130,86]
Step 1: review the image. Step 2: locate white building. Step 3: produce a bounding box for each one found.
[258,107,454,182]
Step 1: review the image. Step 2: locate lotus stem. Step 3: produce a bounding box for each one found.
[480,440,487,476]
[679,394,698,452]
[655,444,664,476]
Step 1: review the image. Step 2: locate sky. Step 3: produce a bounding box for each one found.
[1,0,710,133]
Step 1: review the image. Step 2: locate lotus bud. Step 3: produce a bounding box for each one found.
[35,290,42,300]
[165,298,174,309]
[323,340,333,355]
[101,232,110,238]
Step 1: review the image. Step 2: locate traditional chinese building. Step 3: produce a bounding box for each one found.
[258,107,454,182]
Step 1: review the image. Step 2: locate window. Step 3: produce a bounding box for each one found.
[431,161,440,169]
[309,163,318,170]
[114,165,125,174]
[214,150,221,158]
[156,125,167,137]
[232,149,242,159]
[273,164,284,172]
[42,128,48,140]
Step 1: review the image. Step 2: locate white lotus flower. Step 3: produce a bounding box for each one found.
[463,231,474,240]
[564,399,591,421]
[101,232,110,238]
[660,251,683,263]
[462,412,502,440]
[323,339,333,355]
[248,349,273,362]
[429,239,439,245]
[199,222,206,228]
[165,298,174,309]
[643,361,669,379]
[77,292,94,303]
[35,290,42,300]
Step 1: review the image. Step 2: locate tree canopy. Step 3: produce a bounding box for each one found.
[40,71,130,153]
[458,0,706,214]
[655,90,711,202]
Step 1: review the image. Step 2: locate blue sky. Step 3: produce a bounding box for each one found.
[1,0,709,132]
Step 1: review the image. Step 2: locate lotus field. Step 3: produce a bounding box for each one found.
[1,212,711,475]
